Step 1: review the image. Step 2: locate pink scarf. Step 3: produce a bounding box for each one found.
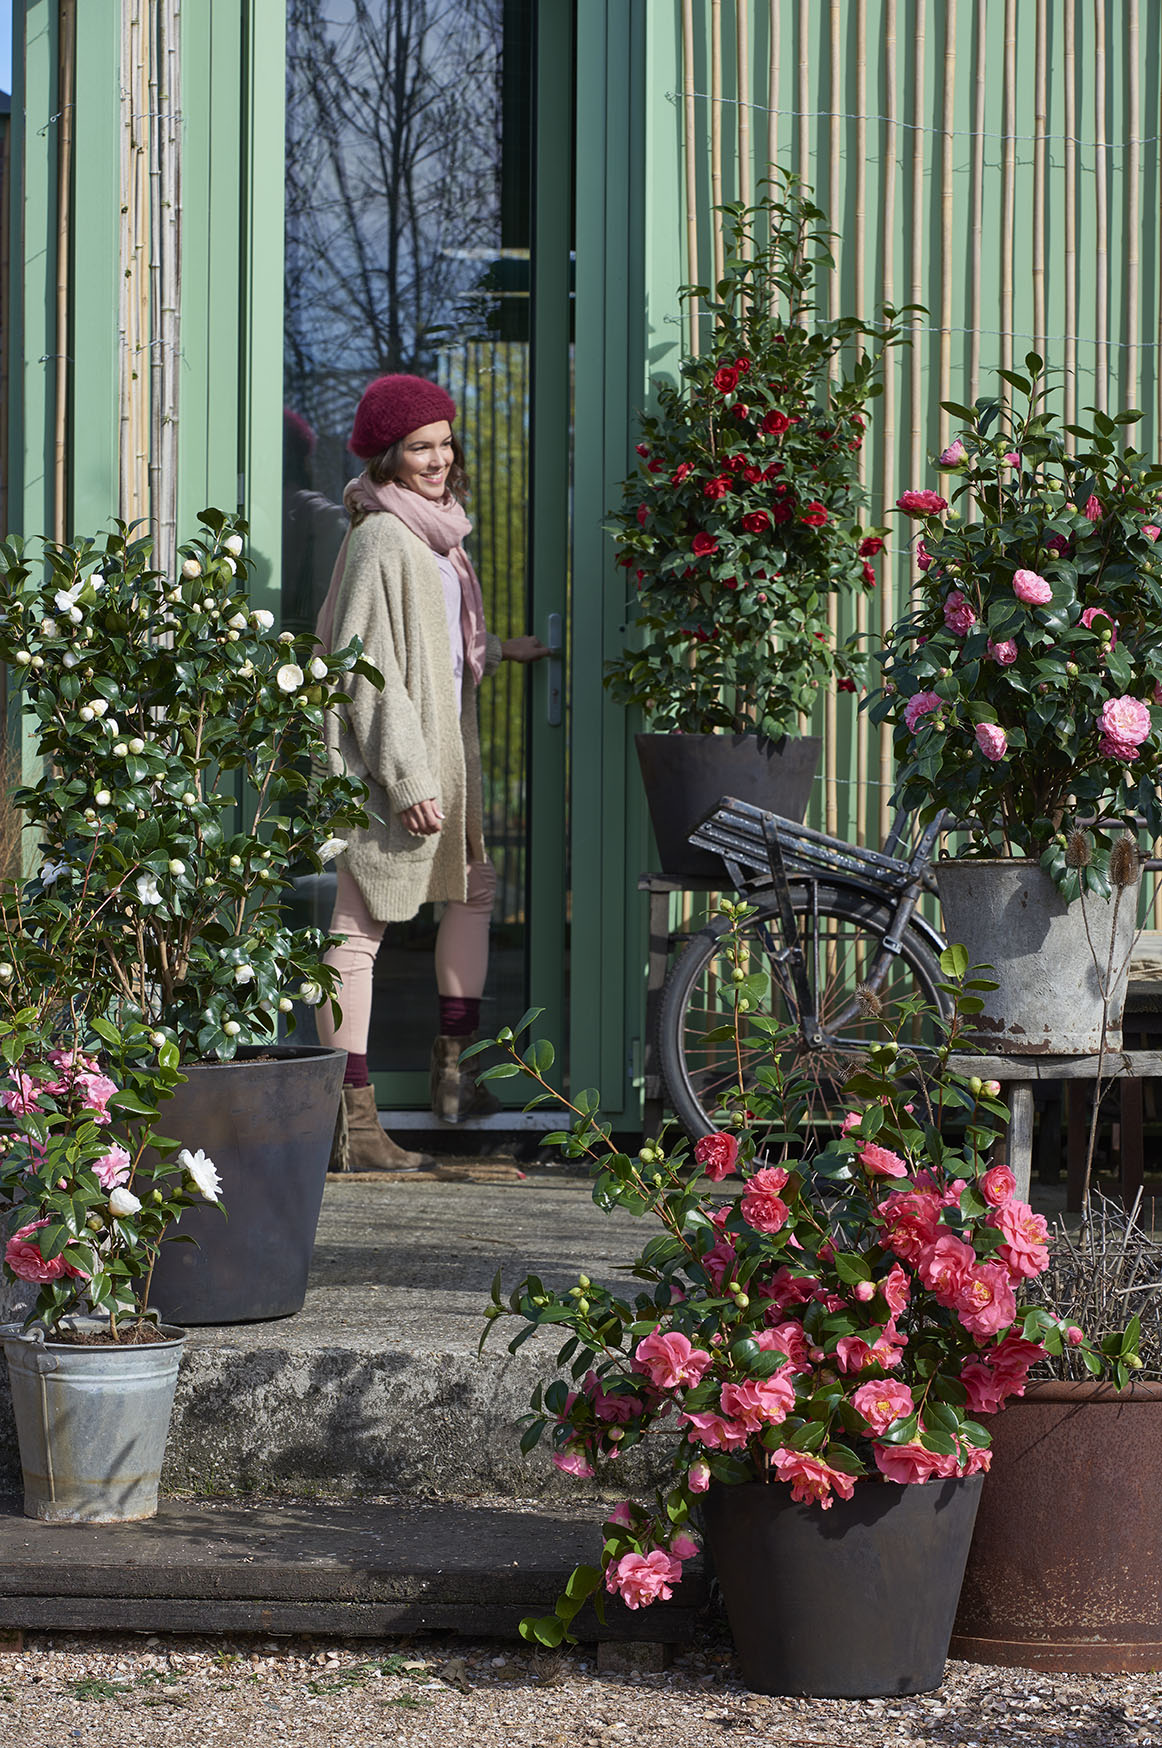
[314,474,488,683]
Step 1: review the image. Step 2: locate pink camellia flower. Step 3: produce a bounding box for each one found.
[552,1443,595,1480]
[74,1069,119,1122]
[92,1143,132,1191]
[761,1267,820,1311]
[1084,494,1102,521]
[918,1232,978,1306]
[1,1073,44,1117]
[878,1188,944,1264]
[960,1359,1005,1416]
[633,1330,712,1391]
[582,1371,640,1425]
[943,589,977,635]
[873,1441,957,1485]
[956,1262,1018,1338]
[719,1374,796,1432]
[938,439,968,467]
[1143,524,1161,542]
[979,1163,1016,1207]
[758,1319,813,1373]
[882,1263,911,1317]
[915,538,933,571]
[852,1279,876,1302]
[896,489,949,516]
[4,1219,88,1284]
[1099,695,1151,752]
[840,1112,862,1136]
[1004,451,1022,468]
[605,1501,634,1528]
[987,638,1018,666]
[680,1409,749,1451]
[694,1131,739,1181]
[959,1443,993,1477]
[1066,1325,1085,1347]
[605,1549,682,1609]
[771,1448,857,1509]
[992,1200,1050,1279]
[1012,568,1053,606]
[740,1164,791,1234]
[858,1141,909,1179]
[852,1379,915,1435]
[670,1532,700,1561]
[1080,606,1118,645]
[903,690,944,733]
[687,1458,711,1493]
[834,1334,876,1374]
[975,722,1008,762]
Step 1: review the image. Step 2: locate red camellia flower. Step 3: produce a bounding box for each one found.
[858,535,884,557]
[694,1132,740,1181]
[671,462,693,484]
[800,502,829,527]
[896,489,949,515]
[741,510,770,534]
[647,458,664,473]
[635,443,650,458]
[735,356,752,375]
[762,409,791,435]
[636,504,649,526]
[773,502,794,524]
[724,454,749,473]
[837,677,857,693]
[691,532,719,557]
[861,561,877,587]
[743,465,763,484]
[703,475,731,500]
[732,404,751,421]
[764,463,784,479]
[714,365,740,394]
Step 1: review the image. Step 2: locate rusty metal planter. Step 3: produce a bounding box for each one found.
[951,1380,1162,1672]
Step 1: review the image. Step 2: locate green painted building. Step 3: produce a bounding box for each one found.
[5,0,1162,1124]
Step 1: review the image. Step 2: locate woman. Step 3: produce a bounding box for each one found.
[315,373,547,1169]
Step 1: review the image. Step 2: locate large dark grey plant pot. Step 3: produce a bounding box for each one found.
[635,732,821,878]
[147,1045,345,1327]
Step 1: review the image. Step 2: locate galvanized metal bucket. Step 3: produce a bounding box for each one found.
[935,858,1139,1054]
[2,1320,185,1522]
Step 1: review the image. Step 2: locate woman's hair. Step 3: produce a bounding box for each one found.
[366,429,469,501]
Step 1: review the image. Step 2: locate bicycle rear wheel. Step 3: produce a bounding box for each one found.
[657,881,948,1146]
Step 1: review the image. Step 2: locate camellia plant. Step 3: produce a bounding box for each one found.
[868,356,1162,896]
[0,512,375,1061]
[604,175,908,735]
[474,914,1138,1643]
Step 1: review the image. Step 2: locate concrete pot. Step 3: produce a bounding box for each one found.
[3,1320,185,1522]
[701,1474,983,1697]
[951,1380,1162,1672]
[146,1045,345,1327]
[935,858,1138,1053]
[634,732,820,878]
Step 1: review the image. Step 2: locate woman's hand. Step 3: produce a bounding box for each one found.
[500,635,551,664]
[398,798,444,836]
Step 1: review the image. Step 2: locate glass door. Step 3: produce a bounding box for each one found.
[280,0,569,1105]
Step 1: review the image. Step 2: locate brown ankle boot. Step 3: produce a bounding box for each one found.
[429,1034,502,1124]
[342,1084,433,1170]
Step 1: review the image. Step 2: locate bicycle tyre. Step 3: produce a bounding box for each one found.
[657,882,949,1144]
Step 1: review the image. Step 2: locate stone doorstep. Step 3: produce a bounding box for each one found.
[0,1495,708,1645]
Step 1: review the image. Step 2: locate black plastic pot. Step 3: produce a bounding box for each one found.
[146,1045,345,1327]
[701,1474,983,1697]
[634,732,821,877]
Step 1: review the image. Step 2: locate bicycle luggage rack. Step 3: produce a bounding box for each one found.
[687,796,917,896]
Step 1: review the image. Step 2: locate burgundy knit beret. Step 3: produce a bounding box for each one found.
[349,374,458,459]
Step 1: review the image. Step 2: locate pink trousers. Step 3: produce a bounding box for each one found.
[315,863,496,1055]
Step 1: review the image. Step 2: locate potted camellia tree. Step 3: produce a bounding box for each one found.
[0,512,374,1323]
[869,357,1162,1052]
[472,924,1135,1697]
[606,176,905,876]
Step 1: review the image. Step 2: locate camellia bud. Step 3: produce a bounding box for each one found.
[223,1020,242,1036]
[182,791,197,806]
[95,790,111,807]
[168,860,186,876]
[150,1031,166,1047]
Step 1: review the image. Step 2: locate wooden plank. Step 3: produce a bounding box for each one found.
[948,1052,1162,1082]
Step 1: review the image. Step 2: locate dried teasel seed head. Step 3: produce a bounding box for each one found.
[841,1051,872,1084]
[1064,829,1093,868]
[1110,836,1142,890]
[856,983,883,1018]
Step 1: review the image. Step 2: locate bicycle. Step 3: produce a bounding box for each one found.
[655,796,951,1143]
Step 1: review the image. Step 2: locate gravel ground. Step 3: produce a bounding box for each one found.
[0,1632,1159,1748]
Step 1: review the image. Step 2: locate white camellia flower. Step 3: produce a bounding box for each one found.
[234,964,255,984]
[94,789,112,807]
[278,630,295,644]
[276,663,305,693]
[251,609,274,630]
[113,742,129,757]
[309,657,328,680]
[221,556,237,575]
[168,859,186,876]
[228,612,247,630]
[54,582,83,614]
[61,652,79,669]
[135,873,163,906]
[298,980,323,1005]
[224,533,244,556]
[128,737,145,754]
[41,618,59,638]
[79,706,94,722]
[109,1187,142,1218]
[238,660,254,678]
[0,964,14,981]
[317,837,347,864]
[40,859,67,887]
[278,997,293,1013]
[88,698,108,717]
[223,1020,241,1036]
[178,1148,222,1204]
[104,718,119,736]
[13,651,30,666]
[182,557,202,579]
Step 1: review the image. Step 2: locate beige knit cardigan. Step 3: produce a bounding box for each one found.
[324,513,502,922]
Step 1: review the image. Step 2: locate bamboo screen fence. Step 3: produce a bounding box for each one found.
[676,0,1162,871]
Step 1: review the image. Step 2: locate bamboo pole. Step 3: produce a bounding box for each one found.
[853,0,867,847]
[797,0,810,188]
[1064,0,1077,429]
[736,0,752,215]
[825,0,840,838]
[1000,0,1015,384]
[767,0,779,181]
[968,0,985,406]
[908,0,925,613]
[879,0,897,844]
[1126,0,1141,413]
[1094,0,1108,411]
[148,0,163,549]
[53,0,76,545]
[157,0,181,580]
[682,0,700,356]
[1032,0,1047,360]
[710,0,725,290]
[938,0,955,444]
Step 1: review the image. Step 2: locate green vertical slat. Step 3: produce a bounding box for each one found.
[69,0,121,535]
[240,0,286,611]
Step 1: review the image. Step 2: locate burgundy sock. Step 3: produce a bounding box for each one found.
[343,1052,369,1088]
[438,996,480,1038]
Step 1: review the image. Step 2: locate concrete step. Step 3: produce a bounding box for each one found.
[0,1495,707,1645]
[0,1174,658,1502]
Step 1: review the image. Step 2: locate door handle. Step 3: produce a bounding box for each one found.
[546,612,563,725]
